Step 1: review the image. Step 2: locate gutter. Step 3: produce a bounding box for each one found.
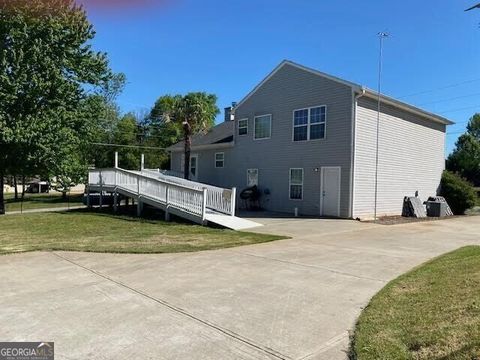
[169,142,235,153]
[362,88,454,126]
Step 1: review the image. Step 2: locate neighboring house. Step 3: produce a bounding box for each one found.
[167,60,453,219]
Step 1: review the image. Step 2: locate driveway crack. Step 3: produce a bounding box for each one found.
[51,252,291,360]
[231,251,387,283]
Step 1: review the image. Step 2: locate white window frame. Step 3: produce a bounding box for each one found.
[238,118,248,136]
[215,152,224,168]
[254,114,272,140]
[247,169,259,187]
[189,154,199,180]
[289,168,304,201]
[292,105,327,142]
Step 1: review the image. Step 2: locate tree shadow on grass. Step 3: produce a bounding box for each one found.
[62,206,195,226]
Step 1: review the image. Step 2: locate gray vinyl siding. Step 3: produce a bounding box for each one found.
[170,149,235,188]
[353,97,446,219]
[226,63,353,216]
[170,152,181,174]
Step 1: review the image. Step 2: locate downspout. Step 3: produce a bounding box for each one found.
[231,103,237,146]
[349,87,366,219]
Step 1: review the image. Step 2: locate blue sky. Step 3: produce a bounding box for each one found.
[85,0,480,154]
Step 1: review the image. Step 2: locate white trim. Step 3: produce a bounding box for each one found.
[289,168,304,201]
[350,89,366,218]
[235,60,360,110]
[320,167,341,217]
[247,168,259,187]
[214,152,225,168]
[362,89,453,126]
[292,105,327,142]
[189,154,199,181]
[238,118,248,136]
[254,114,272,140]
[170,142,234,153]
[233,60,453,126]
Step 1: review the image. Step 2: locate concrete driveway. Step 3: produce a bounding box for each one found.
[1,216,480,360]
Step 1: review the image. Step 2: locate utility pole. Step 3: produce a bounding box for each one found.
[374,32,389,222]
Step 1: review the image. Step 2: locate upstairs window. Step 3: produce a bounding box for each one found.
[293,106,326,141]
[289,168,304,200]
[254,114,272,140]
[238,119,248,136]
[215,152,224,168]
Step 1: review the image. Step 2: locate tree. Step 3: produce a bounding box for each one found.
[447,114,480,187]
[466,113,480,139]
[150,93,219,179]
[0,0,113,214]
[83,74,127,169]
[113,113,142,170]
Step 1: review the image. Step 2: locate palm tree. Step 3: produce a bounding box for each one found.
[150,92,219,180]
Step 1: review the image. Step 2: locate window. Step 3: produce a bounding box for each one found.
[215,152,224,168]
[247,169,258,187]
[289,168,303,200]
[254,114,272,140]
[190,156,197,177]
[293,109,308,141]
[293,106,326,141]
[238,119,248,136]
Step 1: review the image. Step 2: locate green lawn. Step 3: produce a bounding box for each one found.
[4,192,84,212]
[0,210,286,255]
[350,246,480,360]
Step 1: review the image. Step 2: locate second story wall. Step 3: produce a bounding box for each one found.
[231,62,355,216]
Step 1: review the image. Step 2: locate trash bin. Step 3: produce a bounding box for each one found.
[426,201,447,217]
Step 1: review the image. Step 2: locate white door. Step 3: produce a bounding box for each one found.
[189,154,198,181]
[321,167,341,217]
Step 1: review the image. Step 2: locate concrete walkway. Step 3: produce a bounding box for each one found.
[5,205,86,215]
[1,216,479,359]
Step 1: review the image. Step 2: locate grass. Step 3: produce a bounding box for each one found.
[0,210,286,255]
[4,192,84,212]
[350,246,480,360]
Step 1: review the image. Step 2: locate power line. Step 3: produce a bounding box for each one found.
[447,131,467,136]
[397,78,480,99]
[438,104,480,114]
[91,143,168,150]
[417,92,480,106]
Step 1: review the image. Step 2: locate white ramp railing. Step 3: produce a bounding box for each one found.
[141,169,236,216]
[88,168,236,220]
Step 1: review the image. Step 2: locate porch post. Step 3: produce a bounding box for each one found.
[113,190,118,213]
[201,188,207,224]
[99,170,103,209]
[165,185,170,222]
[137,197,143,217]
[87,186,91,208]
[231,187,236,217]
[114,152,119,169]
[141,154,145,171]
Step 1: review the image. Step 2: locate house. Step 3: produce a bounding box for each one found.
[167,60,453,219]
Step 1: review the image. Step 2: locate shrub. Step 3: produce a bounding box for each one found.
[440,171,478,215]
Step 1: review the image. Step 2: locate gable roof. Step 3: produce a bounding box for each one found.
[167,121,234,152]
[235,60,454,126]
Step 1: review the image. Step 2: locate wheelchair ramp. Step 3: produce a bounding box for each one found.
[205,210,263,230]
[87,168,262,231]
